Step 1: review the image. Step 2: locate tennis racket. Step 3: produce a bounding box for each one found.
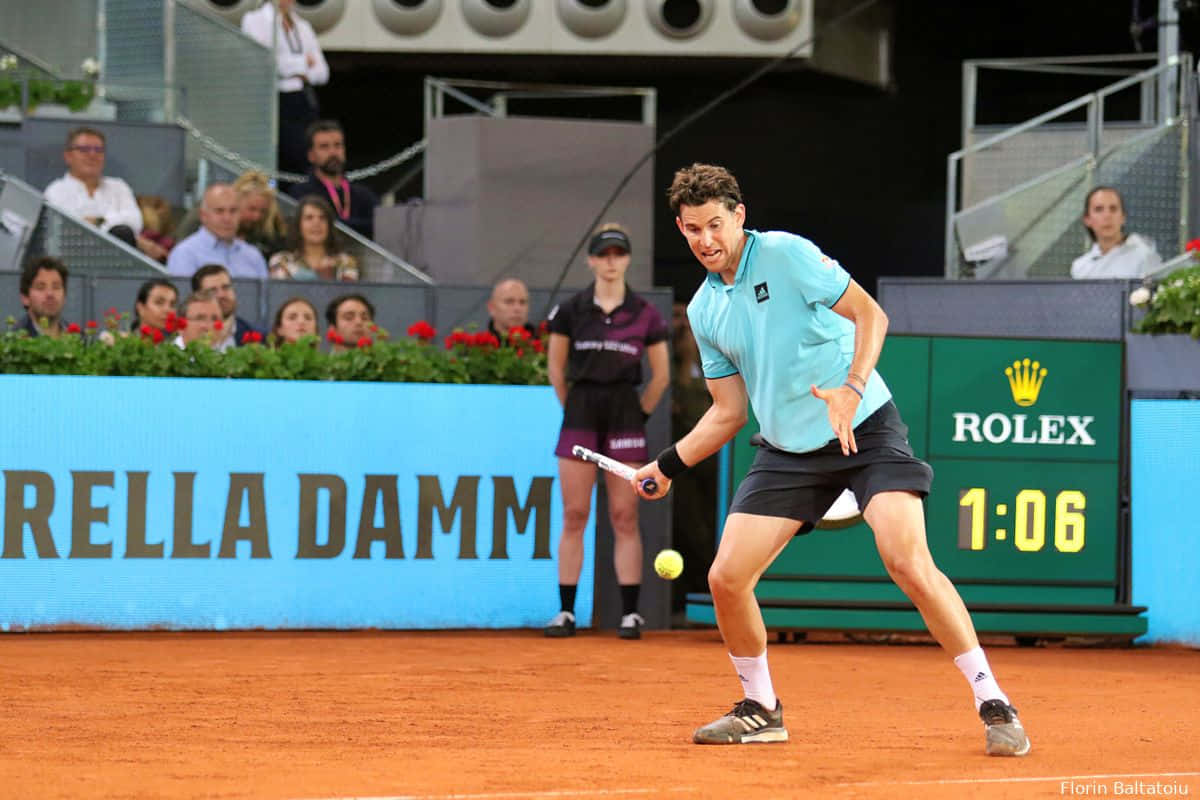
[571,445,659,496]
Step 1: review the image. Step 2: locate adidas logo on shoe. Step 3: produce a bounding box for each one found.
[693,698,788,745]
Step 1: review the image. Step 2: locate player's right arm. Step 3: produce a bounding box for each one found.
[633,373,747,499]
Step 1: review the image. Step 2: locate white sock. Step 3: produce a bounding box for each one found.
[954,646,1009,710]
[729,651,777,710]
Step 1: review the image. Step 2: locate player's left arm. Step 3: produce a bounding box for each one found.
[638,341,670,418]
[811,280,889,455]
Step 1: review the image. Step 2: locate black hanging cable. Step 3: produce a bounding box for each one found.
[538,0,884,321]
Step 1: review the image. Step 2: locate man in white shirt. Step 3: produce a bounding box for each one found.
[241,0,330,174]
[43,126,165,259]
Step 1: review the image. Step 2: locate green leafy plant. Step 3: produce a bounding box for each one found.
[26,77,95,112]
[0,317,550,385]
[1130,241,1200,338]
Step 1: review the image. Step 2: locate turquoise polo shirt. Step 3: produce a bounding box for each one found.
[687,230,891,454]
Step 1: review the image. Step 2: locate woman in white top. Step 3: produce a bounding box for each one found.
[241,0,330,174]
[1070,186,1162,279]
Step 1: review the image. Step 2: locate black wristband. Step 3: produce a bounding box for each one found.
[656,444,689,479]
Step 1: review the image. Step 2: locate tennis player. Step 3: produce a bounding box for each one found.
[633,164,1031,756]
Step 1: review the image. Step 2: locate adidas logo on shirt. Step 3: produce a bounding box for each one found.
[754,282,770,303]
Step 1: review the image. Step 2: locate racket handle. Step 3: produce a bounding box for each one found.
[640,477,658,496]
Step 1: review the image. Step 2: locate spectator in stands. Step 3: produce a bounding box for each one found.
[271,296,319,345]
[241,0,329,175]
[232,170,289,260]
[325,293,374,352]
[1071,186,1163,279]
[129,278,179,338]
[269,195,358,281]
[136,195,175,263]
[486,277,535,343]
[287,121,378,239]
[173,291,223,350]
[176,171,289,262]
[191,264,265,351]
[167,184,268,279]
[44,127,162,260]
[17,256,71,338]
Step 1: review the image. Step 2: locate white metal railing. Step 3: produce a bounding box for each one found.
[424,77,656,127]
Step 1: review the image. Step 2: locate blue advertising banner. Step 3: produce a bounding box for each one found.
[1131,399,1200,646]
[0,376,588,631]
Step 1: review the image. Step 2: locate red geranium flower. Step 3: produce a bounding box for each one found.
[1187,238,1200,252]
[407,320,436,341]
[516,347,524,356]
[212,319,223,331]
[538,320,549,335]
[151,328,164,344]
[106,307,118,317]
[176,317,188,330]
[326,329,344,345]
[241,331,254,344]
[140,324,153,338]
[164,311,178,333]
[85,320,98,329]
[470,331,500,349]
[357,336,373,349]
[66,322,81,334]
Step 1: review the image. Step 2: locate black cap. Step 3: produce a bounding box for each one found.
[588,229,631,255]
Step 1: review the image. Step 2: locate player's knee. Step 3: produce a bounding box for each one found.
[881,553,934,596]
[707,561,750,600]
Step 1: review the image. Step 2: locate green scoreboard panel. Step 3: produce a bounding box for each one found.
[693,335,1144,638]
[926,338,1122,587]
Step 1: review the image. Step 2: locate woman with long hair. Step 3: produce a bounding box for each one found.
[271,296,319,345]
[129,278,179,338]
[269,195,358,281]
[232,170,288,259]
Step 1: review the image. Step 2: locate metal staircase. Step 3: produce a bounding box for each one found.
[946,54,1194,279]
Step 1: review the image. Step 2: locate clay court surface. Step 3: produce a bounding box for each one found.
[1,630,1197,799]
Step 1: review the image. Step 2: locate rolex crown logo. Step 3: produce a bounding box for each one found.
[1005,358,1047,407]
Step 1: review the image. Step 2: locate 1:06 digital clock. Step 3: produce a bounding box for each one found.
[957,488,1086,553]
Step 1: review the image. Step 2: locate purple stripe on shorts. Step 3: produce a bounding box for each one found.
[555,427,600,459]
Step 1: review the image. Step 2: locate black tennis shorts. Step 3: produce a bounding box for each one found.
[729,400,933,534]
[554,382,648,462]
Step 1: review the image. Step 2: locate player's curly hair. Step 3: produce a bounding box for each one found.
[667,163,743,214]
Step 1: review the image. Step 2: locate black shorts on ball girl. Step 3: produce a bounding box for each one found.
[554,382,648,463]
[729,400,933,534]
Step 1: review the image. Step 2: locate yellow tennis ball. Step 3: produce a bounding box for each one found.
[654,549,683,580]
